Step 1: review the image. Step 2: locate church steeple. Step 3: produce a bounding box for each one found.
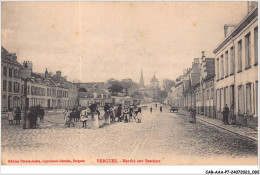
[140,69,145,87]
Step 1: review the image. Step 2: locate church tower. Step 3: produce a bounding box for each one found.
[140,69,145,87]
[150,73,159,89]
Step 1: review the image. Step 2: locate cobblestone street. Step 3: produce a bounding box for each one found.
[1,106,258,165]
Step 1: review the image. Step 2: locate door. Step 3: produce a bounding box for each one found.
[47,99,51,108]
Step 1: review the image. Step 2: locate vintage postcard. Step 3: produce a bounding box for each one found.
[1,1,258,169]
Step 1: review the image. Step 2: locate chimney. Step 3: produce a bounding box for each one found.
[224,24,237,37]
[27,61,33,72]
[201,51,205,58]
[194,58,199,64]
[45,68,48,78]
[224,24,228,37]
[248,1,258,14]
[56,70,61,78]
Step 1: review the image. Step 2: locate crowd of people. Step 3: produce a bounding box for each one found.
[7,107,21,125]
[63,103,143,128]
[7,105,45,129]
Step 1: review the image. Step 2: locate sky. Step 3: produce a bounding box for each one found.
[2,1,248,85]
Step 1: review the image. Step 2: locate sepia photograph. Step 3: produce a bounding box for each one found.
[1,0,259,170]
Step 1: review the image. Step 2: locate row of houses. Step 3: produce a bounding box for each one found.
[1,47,78,112]
[167,3,258,128]
[1,47,136,111]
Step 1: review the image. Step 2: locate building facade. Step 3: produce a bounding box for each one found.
[199,52,215,118]
[213,5,258,128]
[19,63,78,109]
[1,47,22,112]
[79,89,111,107]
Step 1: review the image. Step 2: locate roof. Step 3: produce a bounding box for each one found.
[77,82,105,89]
[79,88,109,98]
[183,80,191,93]
[27,73,57,87]
[213,7,258,54]
[1,47,22,67]
[190,73,200,87]
[204,58,215,81]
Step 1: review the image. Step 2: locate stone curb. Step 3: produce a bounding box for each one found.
[178,110,258,142]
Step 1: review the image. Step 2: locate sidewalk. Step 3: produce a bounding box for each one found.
[178,109,258,142]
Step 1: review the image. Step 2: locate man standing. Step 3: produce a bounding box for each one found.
[230,104,235,125]
[117,104,122,122]
[160,106,162,112]
[223,104,230,124]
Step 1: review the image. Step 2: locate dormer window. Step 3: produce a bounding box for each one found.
[93,92,97,98]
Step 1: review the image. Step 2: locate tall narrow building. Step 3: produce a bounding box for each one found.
[139,69,145,87]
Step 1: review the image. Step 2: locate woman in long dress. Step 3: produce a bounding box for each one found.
[116,104,122,122]
[65,109,72,127]
[8,108,14,125]
[136,107,142,123]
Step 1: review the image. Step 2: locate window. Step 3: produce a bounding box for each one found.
[2,95,7,109]
[216,58,219,80]
[238,85,244,114]
[28,85,30,95]
[230,85,235,108]
[230,47,234,75]
[211,88,214,99]
[9,68,13,78]
[14,70,19,79]
[254,27,258,65]
[252,83,255,114]
[216,89,218,110]
[221,88,224,110]
[246,83,252,113]
[21,84,24,94]
[206,90,209,100]
[37,87,39,95]
[238,40,242,72]
[256,81,258,115]
[245,33,251,69]
[14,82,20,93]
[8,81,12,92]
[3,80,7,91]
[31,86,34,95]
[221,55,224,78]
[3,67,7,77]
[225,51,229,77]
[224,86,228,106]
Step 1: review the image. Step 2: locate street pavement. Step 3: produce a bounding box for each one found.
[1,105,258,165]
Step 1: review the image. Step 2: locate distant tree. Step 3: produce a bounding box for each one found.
[163,79,175,92]
[131,91,144,99]
[107,80,123,96]
[144,92,150,97]
[120,79,138,96]
[154,89,168,103]
[106,78,118,87]
[78,87,87,92]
